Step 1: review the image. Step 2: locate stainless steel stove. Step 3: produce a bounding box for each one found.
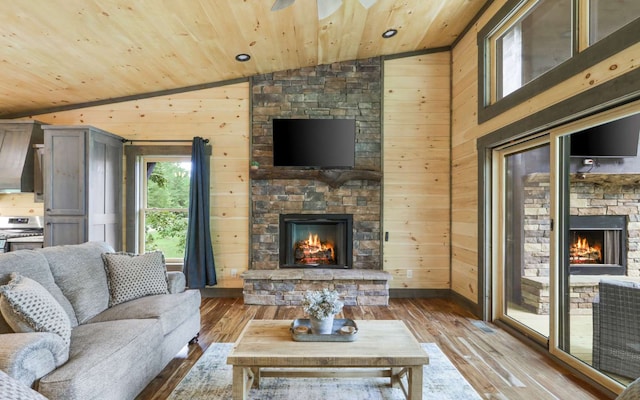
[0,216,45,253]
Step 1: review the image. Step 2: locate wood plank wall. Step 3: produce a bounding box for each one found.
[450,0,640,304]
[3,84,250,288]
[383,53,451,289]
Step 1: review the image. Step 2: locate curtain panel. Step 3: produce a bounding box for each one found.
[184,137,216,287]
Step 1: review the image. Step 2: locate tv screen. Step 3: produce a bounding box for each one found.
[570,113,640,158]
[273,119,356,168]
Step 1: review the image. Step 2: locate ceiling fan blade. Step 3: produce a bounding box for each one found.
[358,0,377,9]
[317,0,343,19]
[271,0,296,12]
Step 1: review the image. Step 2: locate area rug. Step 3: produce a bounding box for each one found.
[168,343,482,400]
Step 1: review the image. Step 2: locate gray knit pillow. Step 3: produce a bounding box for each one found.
[102,251,169,307]
[0,273,72,346]
[0,369,48,400]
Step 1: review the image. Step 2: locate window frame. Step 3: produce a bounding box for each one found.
[124,145,192,256]
[477,0,640,123]
[138,155,191,261]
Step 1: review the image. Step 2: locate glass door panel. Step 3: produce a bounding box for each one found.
[558,112,640,386]
[496,141,550,339]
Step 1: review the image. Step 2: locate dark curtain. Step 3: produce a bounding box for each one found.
[184,137,217,288]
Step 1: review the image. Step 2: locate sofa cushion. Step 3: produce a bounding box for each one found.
[87,289,201,336]
[0,369,48,400]
[101,251,169,307]
[0,273,72,346]
[38,319,164,400]
[0,250,77,332]
[38,242,113,324]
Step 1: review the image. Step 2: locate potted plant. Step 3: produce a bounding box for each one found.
[250,160,260,171]
[301,288,344,334]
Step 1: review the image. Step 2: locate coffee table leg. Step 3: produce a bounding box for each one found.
[252,367,261,388]
[408,365,423,400]
[390,367,404,388]
[232,366,253,400]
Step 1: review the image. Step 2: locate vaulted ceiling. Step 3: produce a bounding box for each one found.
[0,0,488,118]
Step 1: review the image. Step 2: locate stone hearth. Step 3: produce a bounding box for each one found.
[242,269,391,306]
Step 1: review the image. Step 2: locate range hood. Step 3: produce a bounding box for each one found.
[0,121,45,193]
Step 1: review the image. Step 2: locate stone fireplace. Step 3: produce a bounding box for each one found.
[520,173,640,314]
[249,58,382,271]
[242,58,390,306]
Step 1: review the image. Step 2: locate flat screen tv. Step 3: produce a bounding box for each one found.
[273,118,356,168]
[570,113,640,158]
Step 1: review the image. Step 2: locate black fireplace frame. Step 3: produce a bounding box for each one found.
[569,215,626,275]
[279,214,353,269]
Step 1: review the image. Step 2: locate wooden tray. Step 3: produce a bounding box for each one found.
[290,318,358,342]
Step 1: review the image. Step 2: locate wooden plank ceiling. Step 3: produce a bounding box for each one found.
[0,0,488,118]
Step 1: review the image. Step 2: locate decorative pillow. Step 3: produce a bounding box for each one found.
[0,369,48,400]
[0,273,72,346]
[102,251,169,307]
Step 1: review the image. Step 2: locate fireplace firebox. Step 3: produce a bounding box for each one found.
[279,214,353,268]
[569,215,626,275]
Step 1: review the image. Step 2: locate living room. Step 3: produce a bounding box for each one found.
[0,0,639,399]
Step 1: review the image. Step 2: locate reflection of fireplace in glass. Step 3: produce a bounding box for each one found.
[569,216,626,275]
[279,214,352,268]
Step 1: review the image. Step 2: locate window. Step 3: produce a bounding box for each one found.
[139,156,191,260]
[589,0,640,45]
[479,0,640,121]
[493,0,572,100]
[124,145,193,264]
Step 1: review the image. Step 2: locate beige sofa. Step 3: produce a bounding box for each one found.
[0,242,201,400]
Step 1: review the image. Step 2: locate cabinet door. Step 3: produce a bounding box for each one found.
[44,217,85,247]
[87,132,123,249]
[44,130,86,215]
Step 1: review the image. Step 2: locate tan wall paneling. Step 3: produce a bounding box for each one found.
[0,193,43,217]
[450,0,640,303]
[23,83,250,288]
[383,52,451,289]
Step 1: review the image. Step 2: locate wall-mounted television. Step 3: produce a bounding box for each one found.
[273,118,356,168]
[570,113,640,158]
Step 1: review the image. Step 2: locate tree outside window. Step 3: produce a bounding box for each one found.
[142,158,191,259]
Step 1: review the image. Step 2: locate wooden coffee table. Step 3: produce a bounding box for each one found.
[226,319,429,400]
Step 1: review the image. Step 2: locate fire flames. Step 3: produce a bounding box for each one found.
[294,232,335,265]
[569,235,602,264]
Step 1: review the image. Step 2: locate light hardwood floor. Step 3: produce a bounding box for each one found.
[136,297,611,399]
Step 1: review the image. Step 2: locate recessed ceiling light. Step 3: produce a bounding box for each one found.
[382,29,398,39]
[235,53,251,62]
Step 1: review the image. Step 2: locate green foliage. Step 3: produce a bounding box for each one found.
[145,161,191,257]
[147,162,190,208]
[145,211,188,257]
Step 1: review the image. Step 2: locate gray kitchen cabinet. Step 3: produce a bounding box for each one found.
[43,126,123,249]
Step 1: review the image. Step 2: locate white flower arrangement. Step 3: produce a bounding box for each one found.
[301,288,344,320]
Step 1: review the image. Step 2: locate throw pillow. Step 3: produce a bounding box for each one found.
[102,251,169,307]
[0,369,48,400]
[0,273,72,346]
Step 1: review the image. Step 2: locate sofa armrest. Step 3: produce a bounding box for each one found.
[0,332,69,387]
[167,271,187,294]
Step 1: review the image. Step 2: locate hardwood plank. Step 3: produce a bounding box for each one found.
[135,297,609,400]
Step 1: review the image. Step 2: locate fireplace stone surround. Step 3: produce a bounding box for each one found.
[249,58,383,271]
[245,59,386,305]
[521,173,640,314]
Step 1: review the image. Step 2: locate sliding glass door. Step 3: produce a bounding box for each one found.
[553,108,640,389]
[494,138,550,341]
[490,102,640,394]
